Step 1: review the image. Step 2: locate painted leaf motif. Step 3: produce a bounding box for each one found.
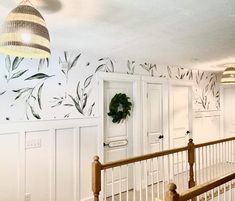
[13,87,31,93]
[64,51,68,62]
[177,68,181,77]
[76,81,81,100]
[84,75,93,88]
[205,84,209,93]
[95,64,105,72]
[69,53,81,69]
[82,94,87,109]
[37,83,44,110]
[127,60,131,70]
[109,59,114,72]
[0,91,6,95]
[14,88,32,100]
[167,66,172,78]
[51,101,62,108]
[46,58,49,68]
[29,104,41,119]
[12,57,24,71]
[200,72,204,81]
[189,70,193,80]
[26,112,29,120]
[11,70,28,79]
[69,95,83,114]
[5,55,11,72]
[25,73,53,80]
[87,102,95,116]
[38,59,45,71]
[64,104,74,107]
[64,113,70,118]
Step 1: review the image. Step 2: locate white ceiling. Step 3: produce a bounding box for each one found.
[1,0,235,71]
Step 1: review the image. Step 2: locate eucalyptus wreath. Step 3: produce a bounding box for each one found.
[108,93,132,123]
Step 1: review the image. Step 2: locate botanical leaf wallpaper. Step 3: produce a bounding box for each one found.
[0,50,220,121]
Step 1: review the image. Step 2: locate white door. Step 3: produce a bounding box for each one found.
[146,83,164,153]
[143,83,164,183]
[170,85,192,148]
[223,87,235,163]
[223,87,235,138]
[103,81,133,196]
[169,85,192,177]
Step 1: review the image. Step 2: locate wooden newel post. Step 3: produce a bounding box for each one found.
[92,156,102,201]
[188,138,196,189]
[165,183,180,201]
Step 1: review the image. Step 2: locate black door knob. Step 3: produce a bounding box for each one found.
[186,131,190,136]
[158,135,164,139]
[103,142,109,147]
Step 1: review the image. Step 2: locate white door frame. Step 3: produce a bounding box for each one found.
[168,79,194,148]
[141,76,169,152]
[96,72,141,163]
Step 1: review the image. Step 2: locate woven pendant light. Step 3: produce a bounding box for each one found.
[221,67,235,84]
[0,0,50,58]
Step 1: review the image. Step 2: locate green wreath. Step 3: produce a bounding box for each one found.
[108,93,132,123]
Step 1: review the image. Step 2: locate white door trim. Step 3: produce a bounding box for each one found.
[169,79,194,147]
[141,76,169,152]
[96,72,141,163]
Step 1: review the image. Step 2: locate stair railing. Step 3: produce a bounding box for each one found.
[166,171,235,201]
[92,136,235,201]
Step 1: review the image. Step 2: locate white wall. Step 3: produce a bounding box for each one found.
[0,50,222,201]
[0,118,98,201]
[222,86,235,138]
[193,111,221,143]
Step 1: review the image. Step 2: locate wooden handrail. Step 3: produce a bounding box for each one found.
[194,136,235,148]
[92,136,235,201]
[166,171,235,201]
[99,136,235,170]
[101,146,188,169]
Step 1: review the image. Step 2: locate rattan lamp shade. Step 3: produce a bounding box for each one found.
[0,4,50,58]
[221,67,235,84]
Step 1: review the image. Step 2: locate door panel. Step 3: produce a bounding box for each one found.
[170,85,192,176]
[171,86,192,148]
[104,81,133,196]
[147,84,163,153]
[224,87,235,138]
[145,83,164,183]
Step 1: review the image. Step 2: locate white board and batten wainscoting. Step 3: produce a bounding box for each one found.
[0,118,99,201]
[0,72,223,201]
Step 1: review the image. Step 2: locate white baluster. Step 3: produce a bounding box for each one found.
[145,160,148,201]
[176,152,179,190]
[119,166,122,201]
[140,162,142,201]
[133,163,136,201]
[162,156,165,201]
[150,159,154,201]
[198,148,201,185]
[181,151,184,191]
[104,170,107,201]
[126,165,129,201]
[157,157,160,199]
[112,168,114,201]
